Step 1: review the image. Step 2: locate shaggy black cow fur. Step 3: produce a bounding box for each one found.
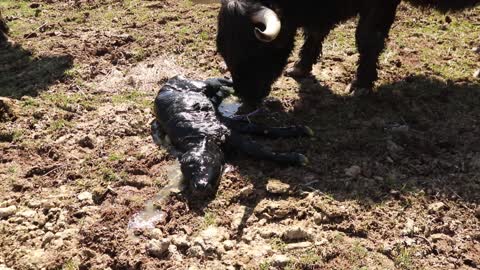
[152,76,311,196]
[0,11,9,44]
[216,0,479,104]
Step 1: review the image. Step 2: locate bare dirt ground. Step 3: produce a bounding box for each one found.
[1,1,479,269]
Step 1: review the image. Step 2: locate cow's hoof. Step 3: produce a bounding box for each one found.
[285,66,311,78]
[345,83,372,97]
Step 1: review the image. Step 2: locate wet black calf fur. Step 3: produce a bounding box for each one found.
[216,0,479,104]
[152,76,311,196]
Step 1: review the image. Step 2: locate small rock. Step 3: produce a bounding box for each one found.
[81,248,97,259]
[200,226,228,243]
[18,209,36,218]
[474,207,480,219]
[428,202,446,213]
[387,140,404,153]
[282,226,311,241]
[472,47,480,54]
[172,234,190,248]
[286,242,312,250]
[345,165,362,178]
[430,233,449,242]
[223,240,235,250]
[147,239,170,258]
[0,205,17,218]
[29,3,40,8]
[266,179,291,195]
[78,191,93,202]
[271,254,290,267]
[401,218,419,236]
[42,231,55,246]
[238,184,254,198]
[27,200,42,208]
[187,245,204,258]
[313,213,327,225]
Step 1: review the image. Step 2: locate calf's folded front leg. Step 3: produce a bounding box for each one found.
[223,118,314,139]
[228,133,309,166]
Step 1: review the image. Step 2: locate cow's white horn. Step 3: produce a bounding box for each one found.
[251,8,281,42]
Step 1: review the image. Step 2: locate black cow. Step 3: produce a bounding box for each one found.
[216,0,479,104]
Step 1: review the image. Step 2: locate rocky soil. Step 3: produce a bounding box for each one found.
[0,0,479,269]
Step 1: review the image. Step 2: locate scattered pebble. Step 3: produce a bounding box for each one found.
[17,209,36,218]
[223,240,235,251]
[147,239,170,258]
[286,242,312,250]
[42,231,55,246]
[78,191,93,203]
[271,254,290,267]
[238,184,254,198]
[266,179,291,195]
[282,226,311,241]
[428,202,447,213]
[345,165,362,178]
[0,205,17,218]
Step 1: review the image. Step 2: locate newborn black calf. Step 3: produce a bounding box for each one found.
[152,76,312,196]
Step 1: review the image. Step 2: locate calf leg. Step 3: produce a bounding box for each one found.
[348,0,400,96]
[285,27,331,78]
[228,133,309,166]
[223,118,314,139]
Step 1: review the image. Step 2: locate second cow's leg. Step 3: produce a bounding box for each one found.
[285,27,331,78]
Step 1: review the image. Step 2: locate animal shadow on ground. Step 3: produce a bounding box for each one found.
[0,38,73,98]
[227,74,480,238]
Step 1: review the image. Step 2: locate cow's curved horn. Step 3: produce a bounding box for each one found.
[251,8,281,42]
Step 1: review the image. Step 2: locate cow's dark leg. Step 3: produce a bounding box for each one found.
[285,27,331,78]
[228,133,309,166]
[222,118,314,139]
[348,0,401,96]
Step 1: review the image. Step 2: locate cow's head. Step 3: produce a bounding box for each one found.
[217,0,296,106]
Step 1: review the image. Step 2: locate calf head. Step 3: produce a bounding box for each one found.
[180,139,224,196]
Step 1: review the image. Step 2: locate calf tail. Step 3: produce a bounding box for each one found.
[405,0,480,12]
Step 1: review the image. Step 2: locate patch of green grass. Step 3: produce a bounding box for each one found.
[108,152,125,162]
[297,249,322,265]
[101,167,121,182]
[269,237,287,252]
[395,247,413,270]
[0,129,24,143]
[62,259,79,270]
[111,89,151,108]
[202,212,217,228]
[352,241,368,259]
[48,119,72,132]
[7,165,18,174]
[259,261,271,270]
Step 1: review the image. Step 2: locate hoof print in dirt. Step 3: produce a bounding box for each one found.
[153,76,311,196]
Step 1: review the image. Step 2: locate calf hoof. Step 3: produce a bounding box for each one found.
[302,126,315,137]
[345,82,373,97]
[296,154,309,166]
[285,66,311,78]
